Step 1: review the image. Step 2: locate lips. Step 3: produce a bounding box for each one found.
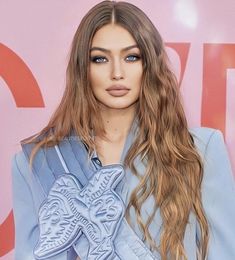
[106,85,130,97]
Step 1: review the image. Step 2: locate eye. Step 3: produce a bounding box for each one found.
[90,56,108,63]
[125,54,141,62]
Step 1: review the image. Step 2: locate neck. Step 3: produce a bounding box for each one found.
[99,105,136,141]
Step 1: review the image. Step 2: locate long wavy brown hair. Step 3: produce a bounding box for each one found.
[25,1,209,259]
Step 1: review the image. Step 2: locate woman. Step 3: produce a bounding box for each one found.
[12,1,235,259]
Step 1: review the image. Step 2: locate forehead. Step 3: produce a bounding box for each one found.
[91,24,137,49]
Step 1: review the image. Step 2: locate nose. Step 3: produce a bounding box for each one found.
[111,58,124,80]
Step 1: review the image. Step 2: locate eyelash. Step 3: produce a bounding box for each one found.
[90,56,107,63]
[90,54,141,63]
[126,54,141,62]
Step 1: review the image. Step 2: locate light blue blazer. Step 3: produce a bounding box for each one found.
[12,127,235,259]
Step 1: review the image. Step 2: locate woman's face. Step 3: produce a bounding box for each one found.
[89,24,143,110]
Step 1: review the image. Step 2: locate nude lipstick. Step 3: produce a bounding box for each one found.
[106,85,130,97]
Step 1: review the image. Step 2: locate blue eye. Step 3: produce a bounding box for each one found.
[126,55,141,62]
[90,56,108,63]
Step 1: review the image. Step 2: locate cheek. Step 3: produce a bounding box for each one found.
[127,63,142,79]
[129,66,143,89]
[89,72,100,93]
[134,67,143,95]
[89,66,108,87]
[89,67,98,84]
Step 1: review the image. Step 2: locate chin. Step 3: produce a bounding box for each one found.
[102,101,137,110]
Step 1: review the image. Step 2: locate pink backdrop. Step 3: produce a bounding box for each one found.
[0,0,234,258]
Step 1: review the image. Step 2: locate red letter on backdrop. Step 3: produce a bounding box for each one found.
[0,43,44,107]
[166,43,191,86]
[0,43,44,256]
[202,44,235,135]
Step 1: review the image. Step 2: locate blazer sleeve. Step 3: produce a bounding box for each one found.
[12,152,39,260]
[199,130,235,259]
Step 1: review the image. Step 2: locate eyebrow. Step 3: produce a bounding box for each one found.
[90,44,139,53]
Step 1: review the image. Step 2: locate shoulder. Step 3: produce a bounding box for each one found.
[12,150,32,178]
[12,140,52,189]
[189,127,224,158]
[12,150,42,191]
[189,127,234,188]
[189,126,218,140]
[190,130,235,257]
